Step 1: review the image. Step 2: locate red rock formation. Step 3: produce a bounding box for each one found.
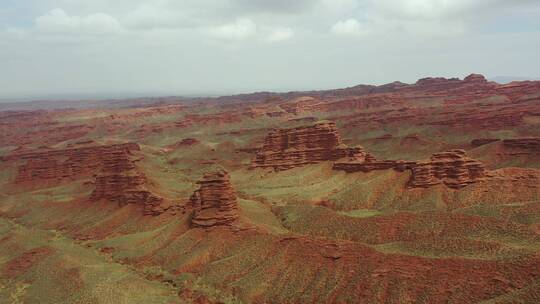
[88,145,163,215]
[91,173,159,206]
[408,150,487,189]
[252,121,363,170]
[278,96,322,114]
[502,138,540,152]
[496,81,540,101]
[7,143,140,183]
[2,142,163,214]
[415,77,462,88]
[189,170,239,228]
[464,73,488,84]
[91,173,163,215]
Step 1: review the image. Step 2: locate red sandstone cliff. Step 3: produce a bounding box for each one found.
[8,143,140,184]
[3,143,163,214]
[252,121,362,170]
[334,149,487,189]
[408,150,487,189]
[89,145,163,215]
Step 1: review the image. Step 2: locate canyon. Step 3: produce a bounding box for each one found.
[0,73,539,303]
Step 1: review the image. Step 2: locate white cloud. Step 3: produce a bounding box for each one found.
[319,0,359,14]
[123,4,185,29]
[35,8,122,35]
[1,0,540,99]
[265,28,294,42]
[331,19,365,36]
[210,18,257,41]
[366,0,539,32]
[372,0,489,20]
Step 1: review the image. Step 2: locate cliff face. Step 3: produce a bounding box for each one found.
[335,149,487,189]
[189,170,239,228]
[496,81,540,101]
[252,121,362,170]
[408,150,487,189]
[4,143,163,214]
[89,146,163,215]
[7,143,140,183]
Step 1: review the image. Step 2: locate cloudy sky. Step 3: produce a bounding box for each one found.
[1,0,540,100]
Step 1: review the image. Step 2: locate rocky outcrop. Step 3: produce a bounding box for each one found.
[464,74,488,84]
[3,143,163,214]
[401,74,497,102]
[189,170,239,228]
[415,77,461,88]
[496,81,540,101]
[89,146,163,215]
[408,150,487,189]
[91,173,162,212]
[252,121,363,170]
[8,143,140,183]
[502,138,540,152]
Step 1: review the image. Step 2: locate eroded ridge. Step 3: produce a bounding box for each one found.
[252,121,362,170]
[5,143,140,184]
[408,150,487,189]
[89,146,163,215]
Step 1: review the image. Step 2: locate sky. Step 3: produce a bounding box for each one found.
[1,0,540,100]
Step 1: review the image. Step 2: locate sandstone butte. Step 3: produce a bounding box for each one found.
[188,170,239,228]
[408,150,487,189]
[251,120,363,171]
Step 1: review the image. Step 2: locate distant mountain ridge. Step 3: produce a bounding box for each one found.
[2,73,540,111]
[490,76,540,84]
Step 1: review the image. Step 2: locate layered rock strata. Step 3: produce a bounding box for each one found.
[252,121,362,170]
[408,150,487,189]
[7,143,140,183]
[4,143,162,214]
[89,146,162,215]
[189,170,239,228]
[502,138,540,152]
